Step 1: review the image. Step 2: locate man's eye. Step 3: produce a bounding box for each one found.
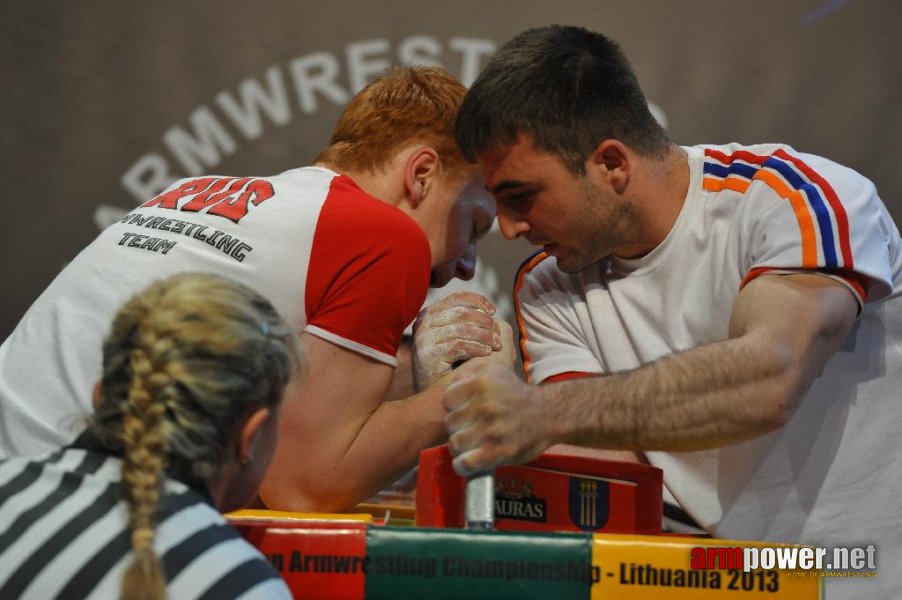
[504,192,532,207]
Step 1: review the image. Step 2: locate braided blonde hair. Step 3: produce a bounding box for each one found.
[88,273,302,600]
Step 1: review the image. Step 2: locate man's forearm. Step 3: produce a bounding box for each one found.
[280,379,448,513]
[546,335,793,451]
[326,344,518,509]
[338,383,449,503]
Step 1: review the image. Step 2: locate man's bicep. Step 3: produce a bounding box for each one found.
[261,333,393,506]
[293,332,393,425]
[729,272,858,379]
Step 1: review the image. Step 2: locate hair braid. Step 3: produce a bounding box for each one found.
[120,334,171,600]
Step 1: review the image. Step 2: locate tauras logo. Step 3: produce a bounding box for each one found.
[494,474,546,523]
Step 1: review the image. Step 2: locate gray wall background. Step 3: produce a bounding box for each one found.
[2,0,899,337]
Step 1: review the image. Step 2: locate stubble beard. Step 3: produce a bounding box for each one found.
[556,179,638,274]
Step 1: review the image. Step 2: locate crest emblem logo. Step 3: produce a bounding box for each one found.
[568,477,610,531]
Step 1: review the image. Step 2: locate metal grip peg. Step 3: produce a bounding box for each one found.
[465,471,495,529]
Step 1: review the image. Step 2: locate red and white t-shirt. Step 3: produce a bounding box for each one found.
[0,166,430,457]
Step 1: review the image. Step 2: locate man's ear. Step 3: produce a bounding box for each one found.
[589,139,630,193]
[403,147,440,208]
[238,407,272,465]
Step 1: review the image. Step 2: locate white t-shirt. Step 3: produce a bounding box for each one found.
[0,167,430,458]
[516,144,902,597]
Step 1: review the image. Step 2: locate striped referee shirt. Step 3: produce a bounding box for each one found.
[0,444,291,599]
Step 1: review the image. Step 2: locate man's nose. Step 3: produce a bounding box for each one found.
[497,211,529,241]
[456,247,477,281]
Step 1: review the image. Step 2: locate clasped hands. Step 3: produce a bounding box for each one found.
[412,291,550,476]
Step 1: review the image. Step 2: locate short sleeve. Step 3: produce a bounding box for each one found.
[706,146,897,306]
[515,252,603,384]
[304,176,431,366]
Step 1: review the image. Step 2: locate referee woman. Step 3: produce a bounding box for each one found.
[0,272,302,599]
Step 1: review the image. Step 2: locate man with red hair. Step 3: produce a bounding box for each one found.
[0,66,513,512]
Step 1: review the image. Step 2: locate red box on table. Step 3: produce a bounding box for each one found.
[415,445,662,534]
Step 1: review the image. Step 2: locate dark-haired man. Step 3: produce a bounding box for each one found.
[445,25,901,598]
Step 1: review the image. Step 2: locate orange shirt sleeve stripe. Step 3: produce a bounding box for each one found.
[513,251,550,385]
[753,169,819,268]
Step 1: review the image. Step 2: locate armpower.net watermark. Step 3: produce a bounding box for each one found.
[691,544,878,578]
